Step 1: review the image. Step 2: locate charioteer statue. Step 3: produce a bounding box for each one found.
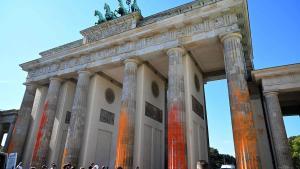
[94,0,141,25]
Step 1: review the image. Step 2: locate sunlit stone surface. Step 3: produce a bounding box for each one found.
[4,0,298,169]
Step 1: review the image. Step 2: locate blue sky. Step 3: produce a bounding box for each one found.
[0,0,299,155]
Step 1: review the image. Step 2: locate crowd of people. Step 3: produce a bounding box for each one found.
[15,162,140,169]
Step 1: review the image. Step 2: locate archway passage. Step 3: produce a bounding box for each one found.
[204,80,236,167]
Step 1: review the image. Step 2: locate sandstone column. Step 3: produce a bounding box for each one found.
[221,33,260,169]
[167,47,188,169]
[31,77,62,167]
[62,70,92,167]
[3,122,15,152]
[7,84,37,161]
[115,59,138,169]
[264,92,294,169]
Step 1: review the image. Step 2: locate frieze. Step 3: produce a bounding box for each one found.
[140,0,221,26]
[27,14,238,80]
[80,12,142,43]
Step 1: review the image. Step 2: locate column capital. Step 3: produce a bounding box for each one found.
[167,47,186,57]
[78,70,93,76]
[124,58,140,65]
[23,82,38,88]
[220,32,242,43]
[49,77,63,83]
[263,91,279,97]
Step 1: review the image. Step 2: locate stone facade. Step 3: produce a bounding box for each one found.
[5,0,298,169]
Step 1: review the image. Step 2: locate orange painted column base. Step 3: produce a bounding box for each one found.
[221,33,261,169]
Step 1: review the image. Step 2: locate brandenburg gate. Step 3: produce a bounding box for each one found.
[4,0,298,169]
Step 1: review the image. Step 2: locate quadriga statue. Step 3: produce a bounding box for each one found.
[104,3,117,21]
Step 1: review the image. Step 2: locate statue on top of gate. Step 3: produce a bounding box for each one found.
[116,0,129,16]
[131,0,140,12]
[94,0,141,25]
[104,3,117,21]
[94,10,106,24]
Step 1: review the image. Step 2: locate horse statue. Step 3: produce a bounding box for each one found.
[104,3,117,21]
[94,10,106,25]
[131,0,140,13]
[115,0,128,16]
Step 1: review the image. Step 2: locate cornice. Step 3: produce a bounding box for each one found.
[252,63,300,82]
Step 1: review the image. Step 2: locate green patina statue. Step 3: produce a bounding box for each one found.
[115,0,129,16]
[94,0,141,24]
[104,3,117,21]
[131,0,140,13]
[94,10,106,25]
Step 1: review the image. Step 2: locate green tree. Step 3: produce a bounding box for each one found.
[289,135,300,169]
[209,147,236,169]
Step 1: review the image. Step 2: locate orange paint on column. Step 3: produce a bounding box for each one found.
[115,108,129,169]
[7,120,18,152]
[7,138,15,153]
[62,148,69,164]
[32,101,48,161]
[230,84,259,169]
[168,104,187,169]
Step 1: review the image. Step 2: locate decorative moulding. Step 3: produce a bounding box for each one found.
[80,12,142,44]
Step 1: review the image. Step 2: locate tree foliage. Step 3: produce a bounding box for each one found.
[289,135,300,169]
[209,147,236,169]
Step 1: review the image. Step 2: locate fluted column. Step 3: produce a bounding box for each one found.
[167,47,188,169]
[221,33,260,169]
[115,59,139,169]
[7,84,37,161]
[31,77,62,167]
[264,92,294,169]
[62,70,92,167]
[3,122,15,152]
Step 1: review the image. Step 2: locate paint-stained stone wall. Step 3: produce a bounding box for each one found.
[80,74,121,168]
[134,64,166,169]
[23,86,48,168]
[183,54,208,169]
[48,81,76,168]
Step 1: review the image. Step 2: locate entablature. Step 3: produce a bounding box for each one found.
[252,63,300,93]
[20,0,252,84]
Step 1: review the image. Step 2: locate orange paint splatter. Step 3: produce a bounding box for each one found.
[168,104,187,169]
[62,148,69,164]
[229,83,259,169]
[115,108,130,169]
[7,141,15,153]
[32,101,48,161]
[7,120,19,153]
